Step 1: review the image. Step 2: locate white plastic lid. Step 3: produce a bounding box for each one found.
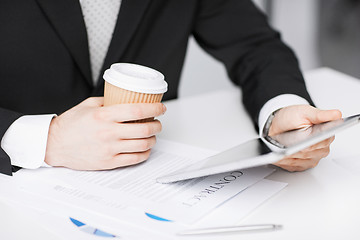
[103,63,168,94]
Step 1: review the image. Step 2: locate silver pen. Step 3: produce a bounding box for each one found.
[177,224,282,236]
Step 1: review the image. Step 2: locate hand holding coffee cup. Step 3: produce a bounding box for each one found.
[44,63,167,170]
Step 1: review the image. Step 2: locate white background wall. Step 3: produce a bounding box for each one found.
[179,0,319,97]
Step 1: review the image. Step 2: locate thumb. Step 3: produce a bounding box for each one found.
[306,108,342,125]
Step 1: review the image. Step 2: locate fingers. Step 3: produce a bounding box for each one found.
[274,137,334,172]
[102,103,166,122]
[269,105,343,136]
[97,138,155,170]
[311,136,335,150]
[317,109,342,122]
[306,108,342,125]
[274,154,323,172]
[101,150,152,170]
[290,147,330,160]
[290,137,334,158]
[115,120,162,139]
[274,157,321,172]
[112,149,152,168]
[110,136,157,154]
[45,97,164,171]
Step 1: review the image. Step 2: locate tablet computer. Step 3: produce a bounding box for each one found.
[157,114,360,183]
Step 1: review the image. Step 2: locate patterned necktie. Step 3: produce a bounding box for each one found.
[80,0,122,84]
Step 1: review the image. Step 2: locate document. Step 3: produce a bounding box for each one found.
[1,139,284,238]
[194,179,287,228]
[13,139,274,224]
[1,177,286,240]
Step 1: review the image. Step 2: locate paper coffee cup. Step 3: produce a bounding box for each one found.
[103,63,167,105]
[103,63,168,122]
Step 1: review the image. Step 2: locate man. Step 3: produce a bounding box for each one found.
[0,0,341,176]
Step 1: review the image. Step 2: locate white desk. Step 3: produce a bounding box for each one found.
[1,68,360,239]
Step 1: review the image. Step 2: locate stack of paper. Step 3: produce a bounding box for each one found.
[0,139,287,239]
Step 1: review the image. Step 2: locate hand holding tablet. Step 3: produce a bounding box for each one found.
[157,114,360,183]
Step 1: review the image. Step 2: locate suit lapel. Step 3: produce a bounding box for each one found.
[96,0,151,86]
[35,0,93,86]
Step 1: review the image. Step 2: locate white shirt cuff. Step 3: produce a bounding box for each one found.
[258,94,310,137]
[1,114,56,169]
[258,94,309,152]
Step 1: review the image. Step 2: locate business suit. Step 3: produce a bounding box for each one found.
[0,0,312,175]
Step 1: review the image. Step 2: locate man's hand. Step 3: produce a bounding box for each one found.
[44,97,166,170]
[269,105,342,172]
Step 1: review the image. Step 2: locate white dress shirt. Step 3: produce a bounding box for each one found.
[1,114,55,168]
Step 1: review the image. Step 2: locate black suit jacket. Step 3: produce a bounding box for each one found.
[0,0,312,175]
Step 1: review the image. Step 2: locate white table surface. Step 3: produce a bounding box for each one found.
[1,68,360,239]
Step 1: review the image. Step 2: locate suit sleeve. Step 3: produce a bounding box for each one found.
[0,108,23,175]
[192,0,314,127]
